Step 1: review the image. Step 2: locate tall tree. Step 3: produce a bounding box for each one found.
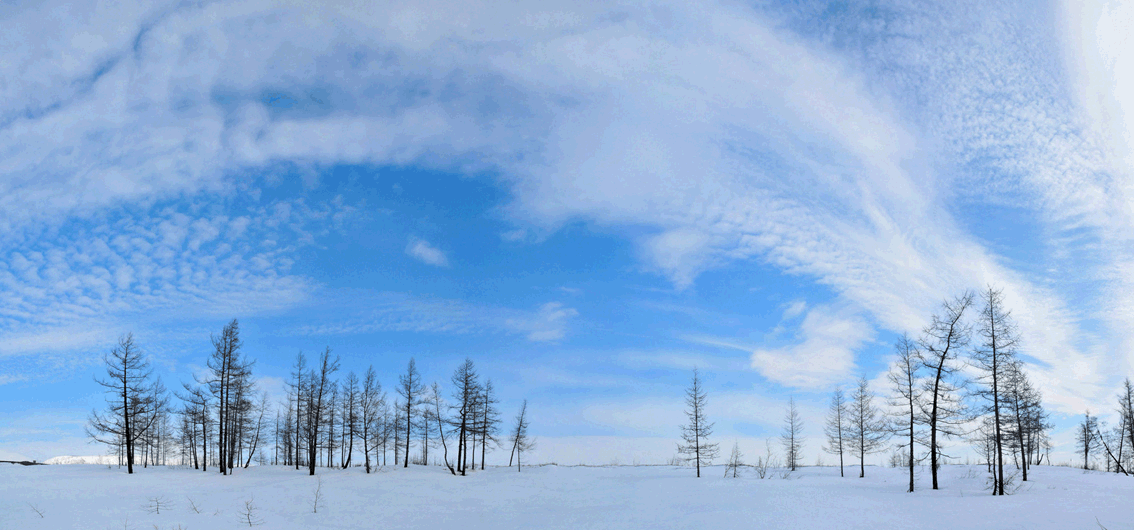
[919,292,973,490]
[847,376,888,478]
[677,369,719,477]
[326,382,338,468]
[970,286,1019,495]
[289,352,306,471]
[1119,379,1134,471]
[341,372,359,469]
[360,366,383,474]
[480,379,501,470]
[450,358,480,476]
[781,397,804,472]
[87,333,160,474]
[306,347,339,476]
[397,358,424,468]
[202,319,254,476]
[887,334,920,492]
[823,387,848,477]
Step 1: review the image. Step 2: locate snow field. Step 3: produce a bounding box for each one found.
[2,463,1131,529]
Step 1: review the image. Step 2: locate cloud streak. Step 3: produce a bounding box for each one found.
[292,292,578,343]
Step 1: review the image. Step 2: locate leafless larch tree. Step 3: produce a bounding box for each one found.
[677,369,719,477]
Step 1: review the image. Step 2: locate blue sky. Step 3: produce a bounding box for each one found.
[3,0,1134,465]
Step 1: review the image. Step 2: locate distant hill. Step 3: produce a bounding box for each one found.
[45,455,120,465]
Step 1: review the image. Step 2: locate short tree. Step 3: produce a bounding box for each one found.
[823,387,848,477]
[781,397,804,471]
[846,376,888,478]
[1077,410,1100,470]
[426,382,456,474]
[508,400,534,471]
[724,442,744,478]
[677,369,719,477]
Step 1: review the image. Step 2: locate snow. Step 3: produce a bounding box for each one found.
[2,463,1131,529]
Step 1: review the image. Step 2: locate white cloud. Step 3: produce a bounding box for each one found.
[681,305,873,390]
[405,238,449,267]
[506,302,579,342]
[782,300,808,321]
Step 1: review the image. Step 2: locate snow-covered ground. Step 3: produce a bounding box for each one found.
[2,463,1130,529]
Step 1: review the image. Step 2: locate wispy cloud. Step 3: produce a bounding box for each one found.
[0,196,358,362]
[293,293,578,343]
[405,238,449,267]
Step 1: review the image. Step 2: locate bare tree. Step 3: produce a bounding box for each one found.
[919,292,973,490]
[201,319,254,476]
[1118,379,1134,471]
[360,366,383,474]
[1077,410,1100,470]
[847,376,888,478]
[724,442,744,478]
[1003,360,1043,481]
[508,399,534,471]
[341,372,360,469]
[823,387,848,477]
[397,358,423,468]
[325,382,338,468]
[781,397,804,472]
[970,286,1019,495]
[87,333,160,474]
[451,358,480,476]
[242,392,270,468]
[427,382,456,474]
[677,369,719,477]
[289,352,306,471]
[887,334,921,492]
[177,382,210,471]
[305,347,339,476]
[479,380,501,470]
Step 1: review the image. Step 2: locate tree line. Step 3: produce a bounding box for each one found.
[1075,378,1134,475]
[87,319,534,475]
[677,287,1055,495]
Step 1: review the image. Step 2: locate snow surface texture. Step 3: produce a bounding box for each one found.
[1,464,1129,529]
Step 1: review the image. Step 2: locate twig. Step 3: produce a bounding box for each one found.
[239,496,264,527]
[312,476,324,514]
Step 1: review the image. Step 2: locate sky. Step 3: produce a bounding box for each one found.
[2,0,1134,467]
